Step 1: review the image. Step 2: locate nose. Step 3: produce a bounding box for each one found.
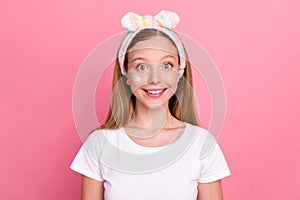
[148,65,160,84]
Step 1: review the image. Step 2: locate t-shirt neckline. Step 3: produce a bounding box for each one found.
[119,122,189,151]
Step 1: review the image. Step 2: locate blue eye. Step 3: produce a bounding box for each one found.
[136,64,148,71]
[163,63,173,69]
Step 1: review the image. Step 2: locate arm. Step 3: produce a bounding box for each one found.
[197,180,223,200]
[81,175,104,200]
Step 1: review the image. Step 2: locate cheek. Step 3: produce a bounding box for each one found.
[163,74,180,92]
[132,75,142,82]
[162,69,180,85]
[164,71,180,83]
[127,74,144,92]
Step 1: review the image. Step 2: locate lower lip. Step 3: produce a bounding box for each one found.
[144,89,166,98]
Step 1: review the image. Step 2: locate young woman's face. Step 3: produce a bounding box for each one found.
[126,36,180,110]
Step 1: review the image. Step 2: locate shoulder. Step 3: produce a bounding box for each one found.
[185,122,214,141]
[82,128,123,157]
[184,122,219,158]
[86,128,122,140]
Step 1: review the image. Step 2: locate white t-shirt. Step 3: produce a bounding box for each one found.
[70,122,231,200]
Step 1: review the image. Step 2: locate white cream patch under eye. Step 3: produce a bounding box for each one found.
[132,75,142,82]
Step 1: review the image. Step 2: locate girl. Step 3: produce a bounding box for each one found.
[70,10,231,200]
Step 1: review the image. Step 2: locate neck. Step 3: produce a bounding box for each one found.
[124,101,184,139]
[128,101,178,129]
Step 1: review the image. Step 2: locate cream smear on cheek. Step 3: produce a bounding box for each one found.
[132,75,142,82]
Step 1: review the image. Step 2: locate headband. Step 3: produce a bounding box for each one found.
[118,10,186,77]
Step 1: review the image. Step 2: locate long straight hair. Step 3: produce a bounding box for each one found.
[99,29,198,129]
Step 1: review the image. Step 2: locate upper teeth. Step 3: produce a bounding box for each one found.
[148,90,163,94]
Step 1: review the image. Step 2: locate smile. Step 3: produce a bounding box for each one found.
[142,88,167,97]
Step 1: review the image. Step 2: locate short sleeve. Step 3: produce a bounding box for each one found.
[197,133,231,183]
[70,132,104,181]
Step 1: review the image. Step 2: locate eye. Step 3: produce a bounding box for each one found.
[135,64,148,71]
[162,63,173,69]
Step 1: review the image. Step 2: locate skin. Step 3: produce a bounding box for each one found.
[81,36,224,200]
[198,180,224,200]
[81,176,104,200]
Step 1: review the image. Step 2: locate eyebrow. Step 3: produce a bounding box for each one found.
[160,54,177,60]
[131,55,177,63]
[131,57,147,63]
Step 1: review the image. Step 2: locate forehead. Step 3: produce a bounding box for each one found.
[128,36,178,55]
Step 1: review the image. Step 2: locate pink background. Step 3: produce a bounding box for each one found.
[1,0,299,199]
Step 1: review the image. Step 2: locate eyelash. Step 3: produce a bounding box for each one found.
[135,64,147,71]
[163,63,173,69]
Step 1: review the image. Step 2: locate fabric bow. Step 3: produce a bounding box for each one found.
[121,10,180,31]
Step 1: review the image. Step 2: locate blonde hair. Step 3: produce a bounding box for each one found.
[99,29,198,129]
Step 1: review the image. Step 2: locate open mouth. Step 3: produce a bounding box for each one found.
[142,88,167,97]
